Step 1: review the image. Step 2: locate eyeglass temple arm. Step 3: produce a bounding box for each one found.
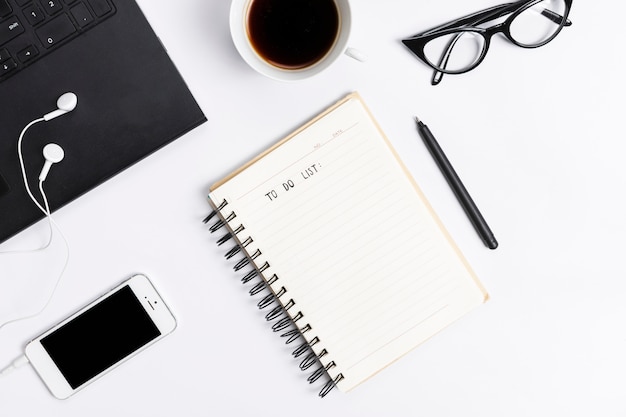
[409,2,520,38]
[409,1,571,39]
[431,33,464,86]
[541,8,572,26]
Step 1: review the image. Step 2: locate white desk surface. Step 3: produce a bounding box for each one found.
[2,1,625,415]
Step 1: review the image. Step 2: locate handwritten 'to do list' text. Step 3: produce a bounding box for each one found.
[264,163,322,202]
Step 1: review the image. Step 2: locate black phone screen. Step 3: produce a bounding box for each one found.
[40,285,161,389]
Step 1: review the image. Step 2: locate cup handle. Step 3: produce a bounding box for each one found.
[344,47,366,62]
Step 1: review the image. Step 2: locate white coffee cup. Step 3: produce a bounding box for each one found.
[229,0,364,81]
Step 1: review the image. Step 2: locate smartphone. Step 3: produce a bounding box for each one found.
[25,274,177,399]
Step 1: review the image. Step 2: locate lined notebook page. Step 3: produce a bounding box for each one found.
[210,94,487,392]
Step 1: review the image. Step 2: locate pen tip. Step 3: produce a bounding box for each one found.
[414,116,420,123]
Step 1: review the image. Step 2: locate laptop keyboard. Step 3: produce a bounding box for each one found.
[0,0,115,82]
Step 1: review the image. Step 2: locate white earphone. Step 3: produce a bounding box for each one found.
[39,143,65,181]
[37,92,76,181]
[43,92,78,122]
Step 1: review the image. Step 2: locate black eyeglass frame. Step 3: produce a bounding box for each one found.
[402,0,573,85]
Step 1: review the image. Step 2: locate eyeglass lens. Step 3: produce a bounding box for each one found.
[422,0,567,73]
[509,0,567,46]
[423,31,486,73]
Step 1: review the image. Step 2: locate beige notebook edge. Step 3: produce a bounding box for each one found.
[209,91,488,301]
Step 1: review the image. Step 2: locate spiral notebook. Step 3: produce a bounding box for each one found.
[205,93,488,396]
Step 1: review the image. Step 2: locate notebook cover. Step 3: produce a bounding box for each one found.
[0,0,206,243]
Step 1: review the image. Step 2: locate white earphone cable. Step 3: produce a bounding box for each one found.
[0,215,54,254]
[0,118,53,253]
[0,182,70,333]
[17,118,47,215]
[0,119,70,332]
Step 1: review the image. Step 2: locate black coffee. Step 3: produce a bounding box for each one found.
[247,0,340,70]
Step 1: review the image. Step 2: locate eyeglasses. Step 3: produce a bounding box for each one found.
[402,0,573,85]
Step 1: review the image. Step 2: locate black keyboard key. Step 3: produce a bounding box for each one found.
[0,0,11,18]
[0,17,24,46]
[23,4,46,25]
[70,2,93,28]
[1,57,17,75]
[40,0,63,15]
[17,44,38,62]
[35,13,75,48]
[0,47,10,62]
[16,0,31,6]
[0,171,10,198]
[88,0,110,17]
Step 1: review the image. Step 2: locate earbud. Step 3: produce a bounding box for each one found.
[43,92,78,122]
[39,143,65,181]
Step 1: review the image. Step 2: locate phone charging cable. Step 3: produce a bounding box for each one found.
[0,355,29,377]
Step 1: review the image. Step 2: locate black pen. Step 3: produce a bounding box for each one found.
[414,117,498,250]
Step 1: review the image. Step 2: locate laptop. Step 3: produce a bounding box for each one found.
[0,0,206,242]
